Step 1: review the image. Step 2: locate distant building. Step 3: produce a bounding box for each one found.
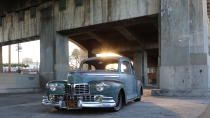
[22,58,33,64]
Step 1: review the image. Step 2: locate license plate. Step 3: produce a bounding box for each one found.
[65,100,77,108]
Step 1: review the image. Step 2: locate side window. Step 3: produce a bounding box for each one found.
[121,61,131,74]
[90,65,96,70]
[81,63,96,70]
[81,63,88,70]
[105,63,118,71]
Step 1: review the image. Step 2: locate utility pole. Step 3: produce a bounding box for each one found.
[8,45,11,73]
[18,43,20,70]
[16,43,22,73]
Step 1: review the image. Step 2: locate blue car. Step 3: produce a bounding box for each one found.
[42,56,143,111]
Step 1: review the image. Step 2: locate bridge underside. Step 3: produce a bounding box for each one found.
[0,0,210,96]
[60,15,159,67]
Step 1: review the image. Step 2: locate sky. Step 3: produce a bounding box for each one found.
[2,40,79,63]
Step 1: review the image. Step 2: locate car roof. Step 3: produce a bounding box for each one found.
[82,56,130,62]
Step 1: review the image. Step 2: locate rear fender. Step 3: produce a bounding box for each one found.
[136,79,143,96]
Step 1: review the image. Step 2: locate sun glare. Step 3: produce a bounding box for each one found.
[96,53,121,57]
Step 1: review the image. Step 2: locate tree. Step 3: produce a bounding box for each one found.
[69,48,80,69]
[3,63,29,68]
[3,63,8,67]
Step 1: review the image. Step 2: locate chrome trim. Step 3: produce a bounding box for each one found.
[87,74,120,76]
[42,95,116,109]
[42,98,60,107]
[43,96,47,99]
[58,100,116,109]
[105,76,119,78]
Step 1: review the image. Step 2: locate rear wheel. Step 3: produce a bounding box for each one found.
[111,92,122,112]
[134,88,142,101]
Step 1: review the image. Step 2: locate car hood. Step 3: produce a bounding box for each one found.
[67,70,120,84]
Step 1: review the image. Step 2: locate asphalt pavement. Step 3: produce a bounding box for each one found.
[0,88,209,118]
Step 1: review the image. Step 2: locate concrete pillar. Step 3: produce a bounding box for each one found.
[134,50,148,86]
[54,33,69,81]
[134,51,143,82]
[142,51,149,86]
[39,6,54,88]
[0,46,2,73]
[154,0,210,96]
[39,3,69,88]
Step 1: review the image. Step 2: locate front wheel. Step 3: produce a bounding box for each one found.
[111,92,122,112]
[54,107,66,110]
[54,107,60,110]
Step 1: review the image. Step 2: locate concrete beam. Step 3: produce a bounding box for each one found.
[115,26,139,41]
[115,26,143,47]
[69,38,87,51]
[86,32,111,47]
[55,0,160,31]
[152,22,158,30]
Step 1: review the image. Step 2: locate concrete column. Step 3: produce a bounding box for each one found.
[134,51,148,85]
[39,3,69,88]
[54,33,69,81]
[133,51,144,83]
[39,6,55,88]
[0,46,2,73]
[153,0,210,96]
[142,51,149,86]
[134,51,143,83]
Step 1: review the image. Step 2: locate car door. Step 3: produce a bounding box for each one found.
[120,61,137,100]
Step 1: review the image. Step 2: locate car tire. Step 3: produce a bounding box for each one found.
[54,107,60,110]
[111,92,122,112]
[134,89,142,101]
[54,107,66,110]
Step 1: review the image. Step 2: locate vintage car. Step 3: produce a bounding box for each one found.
[42,56,143,111]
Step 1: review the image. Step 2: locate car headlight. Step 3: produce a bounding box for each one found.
[95,82,110,92]
[49,83,57,91]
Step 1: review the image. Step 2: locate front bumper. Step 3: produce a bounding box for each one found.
[42,95,116,109]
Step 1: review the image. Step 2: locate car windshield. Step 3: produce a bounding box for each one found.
[80,58,119,72]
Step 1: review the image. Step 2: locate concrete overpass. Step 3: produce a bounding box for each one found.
[0,0,209,96]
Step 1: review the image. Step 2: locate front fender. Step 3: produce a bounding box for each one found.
[46,80,67,96]
[89,80,126,102]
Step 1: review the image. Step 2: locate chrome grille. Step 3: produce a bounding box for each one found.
[64,95,79,100]
[83,95,94,101]
[53,94,94,102]
[54,95,64,101]
[74,84,90,95]
[64,84,72,94]
[65,84,90,95]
